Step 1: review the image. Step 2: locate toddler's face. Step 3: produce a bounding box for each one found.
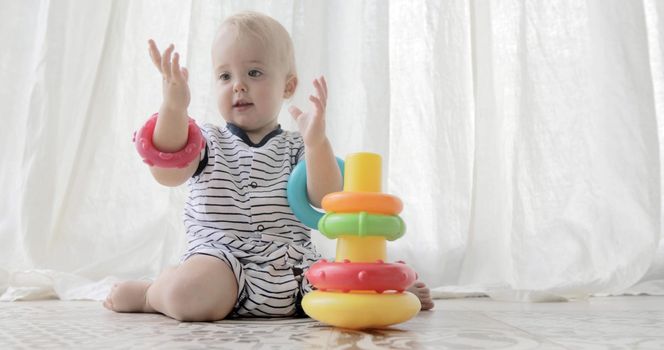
[212,28,292,135]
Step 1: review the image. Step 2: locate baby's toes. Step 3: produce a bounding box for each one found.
[103,298,113,310]
[103,284,119,310]
[421,299,435,310]
[415,287,430,298]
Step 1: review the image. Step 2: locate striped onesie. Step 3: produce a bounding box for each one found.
[181,122,320,317]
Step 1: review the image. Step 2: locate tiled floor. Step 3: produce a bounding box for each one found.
[0,296,662,349]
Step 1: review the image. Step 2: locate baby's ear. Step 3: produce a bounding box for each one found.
[284,75,298,98]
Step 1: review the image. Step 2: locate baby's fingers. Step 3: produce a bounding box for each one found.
[320,76,328,100]
[313,77,327,107]
[181,67,189,82]
[320,75,327,98]
[161,44,174,80]
[172,52,186,83]
[148,39,163,73]
[309,95,324,115]
[289,105,303,120]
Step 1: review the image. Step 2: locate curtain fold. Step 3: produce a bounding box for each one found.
[459,0,661,300]
[0,0,662,301]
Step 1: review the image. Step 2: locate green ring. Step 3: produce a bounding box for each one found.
[317,212,406,241]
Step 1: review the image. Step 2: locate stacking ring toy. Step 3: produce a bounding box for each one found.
[317,212,405,241]
[134,113,205,168]
[292,152,421,329]
[302,290,420,329]
[306,259,417,293]
[286,158,344,229]
[321,192,403,215]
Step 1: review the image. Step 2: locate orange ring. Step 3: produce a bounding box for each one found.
[321,191,403,215]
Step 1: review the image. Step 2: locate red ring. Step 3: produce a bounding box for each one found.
[306,259,417,293]
[134,113,204,168]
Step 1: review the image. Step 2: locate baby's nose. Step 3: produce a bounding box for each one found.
[233,82,248,93]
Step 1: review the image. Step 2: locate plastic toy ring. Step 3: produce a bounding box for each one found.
[306,259,417,293]
[317,212,405,241]
[287,158,345,229]
[133,113,205,168]
[302,290,421,329]
[322,192,403,215]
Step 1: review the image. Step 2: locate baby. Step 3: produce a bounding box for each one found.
[104,11,433,321]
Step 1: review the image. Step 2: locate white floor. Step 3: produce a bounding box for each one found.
[0,296,662,349]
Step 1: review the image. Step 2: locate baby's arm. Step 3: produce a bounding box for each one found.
[303,137,341,208]
[145,40,200,186]
[290,76,342,207]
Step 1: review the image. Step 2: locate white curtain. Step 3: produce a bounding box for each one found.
[1,0,662,301]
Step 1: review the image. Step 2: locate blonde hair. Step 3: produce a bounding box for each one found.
[219,11,297,78]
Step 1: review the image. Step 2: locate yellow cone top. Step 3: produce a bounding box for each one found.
[343,152,382,193]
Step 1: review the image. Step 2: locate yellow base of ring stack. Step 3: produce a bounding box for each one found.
[303,290,420,329]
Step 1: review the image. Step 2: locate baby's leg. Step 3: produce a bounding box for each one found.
[148,255,238,321]
[104,255,238,321]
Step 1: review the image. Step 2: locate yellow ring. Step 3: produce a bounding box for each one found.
[321,191,403,215]
[302,290,420,329]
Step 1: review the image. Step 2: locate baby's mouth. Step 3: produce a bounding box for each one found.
[233,101,254,109]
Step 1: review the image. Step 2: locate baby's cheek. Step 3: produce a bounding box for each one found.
[265,89,284,109]
[216,92,231,113]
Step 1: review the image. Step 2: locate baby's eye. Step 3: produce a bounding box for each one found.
[218,73,231,81]
[248,69,263,78]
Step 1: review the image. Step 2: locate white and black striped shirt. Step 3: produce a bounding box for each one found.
[181,122,319,317]
[189,123,308,235]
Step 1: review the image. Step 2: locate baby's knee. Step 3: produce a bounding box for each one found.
[162,279,231,321]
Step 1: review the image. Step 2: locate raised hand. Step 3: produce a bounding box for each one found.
[289,76,328,149]
[148,39,190,113]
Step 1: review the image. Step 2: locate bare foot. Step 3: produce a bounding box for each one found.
[408,281,434,310]
[103,280,155,313]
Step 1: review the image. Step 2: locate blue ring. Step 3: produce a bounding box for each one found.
[287,157,344,229]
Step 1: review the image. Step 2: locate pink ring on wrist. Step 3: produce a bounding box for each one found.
[133,113,205,168]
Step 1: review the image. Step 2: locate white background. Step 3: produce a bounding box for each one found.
[0,0,662,301]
